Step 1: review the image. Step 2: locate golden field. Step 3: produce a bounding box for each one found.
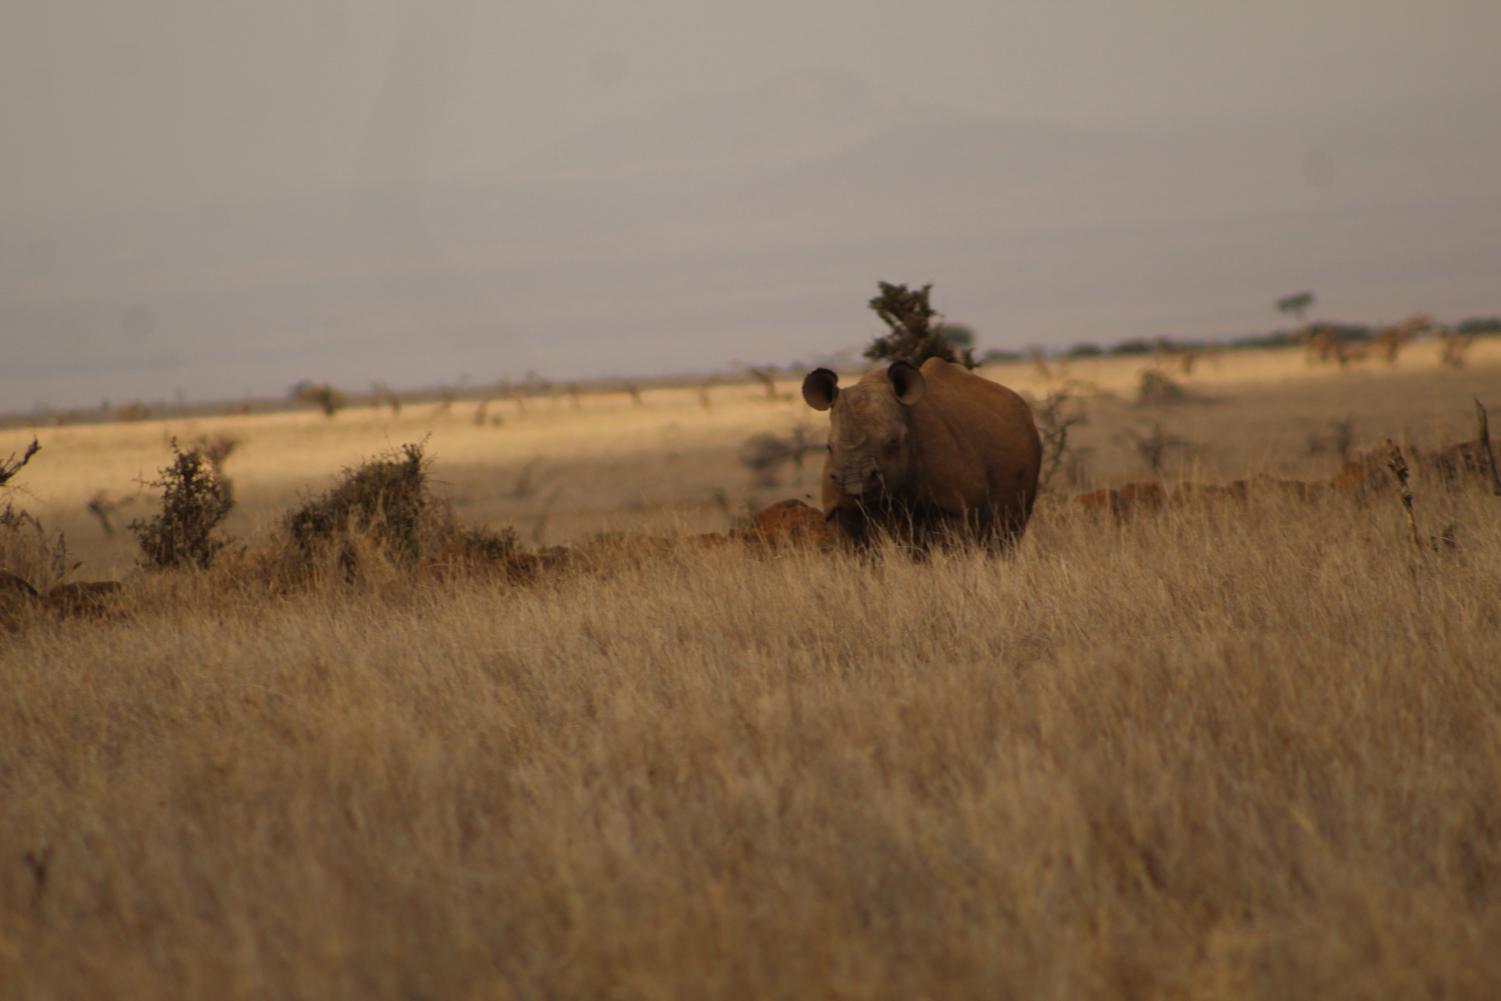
[2,341,1501,999]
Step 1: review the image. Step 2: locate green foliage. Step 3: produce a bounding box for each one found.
[1066,342,1103,358]
[941,324,976,348]
[1457,316,1501,336]
[130,439,234,570]
[1276,291,1315,320]
[863,282,977,369]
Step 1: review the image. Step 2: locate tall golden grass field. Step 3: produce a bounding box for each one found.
[2,341,1500,999]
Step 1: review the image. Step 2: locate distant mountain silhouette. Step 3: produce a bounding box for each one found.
[5,72,1500,408]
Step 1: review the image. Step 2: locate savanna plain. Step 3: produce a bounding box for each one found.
[3,343,1501,999]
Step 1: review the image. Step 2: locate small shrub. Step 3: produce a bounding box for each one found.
[1305,416,1356,463]
[1439,332,1477,369]
[1124,424,1200,476]
[130,439,235,570]
[1032,390,1088,493]
[85,491,138,537]
[1,506,78,593]
[0,438,77,592]
[739,428,820,488]
[1137,369,1191,406]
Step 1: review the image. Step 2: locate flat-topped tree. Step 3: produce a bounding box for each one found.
[1276,291,1316,324]
[864,281,977,369]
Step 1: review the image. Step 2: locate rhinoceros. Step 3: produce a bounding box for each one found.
[801,358,1042,549]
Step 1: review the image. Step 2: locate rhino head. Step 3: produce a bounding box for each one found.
[802,362,927,501]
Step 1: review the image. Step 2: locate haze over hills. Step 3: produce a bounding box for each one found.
[4,70,1499,411]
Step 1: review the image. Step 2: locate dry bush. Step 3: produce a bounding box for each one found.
[130,439,235,571]
[1032,389,1089,492]
[0,505,78,594]
[0,437,40,488]
[1136,369,1192,406]
[285,442,434,568]
[1432,439,1496,487]
[738,428,821,488]
[509,458,546,500]
[275,440,522,586]
[1373,314,1430,365]
[1124,423,1201,476]
[1335,421,1499,499]
[84,490,137,537]
[1305,416,1356,463]
[0,439,79,596]
[1439,331,1477,369]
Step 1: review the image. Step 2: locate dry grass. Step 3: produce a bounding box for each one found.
[2,345,1501,999]
[3,341,1499,576]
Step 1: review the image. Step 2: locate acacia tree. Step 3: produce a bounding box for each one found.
[864,282,977,369]
[1276,291,1316,324]
[290,380,345,418]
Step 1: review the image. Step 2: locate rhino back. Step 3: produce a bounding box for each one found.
[907,359,1042,516]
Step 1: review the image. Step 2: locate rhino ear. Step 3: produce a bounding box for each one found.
[802,368,839,411]
[888,361,926,406]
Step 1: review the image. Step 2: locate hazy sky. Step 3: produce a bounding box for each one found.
[4,1,1500,408]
